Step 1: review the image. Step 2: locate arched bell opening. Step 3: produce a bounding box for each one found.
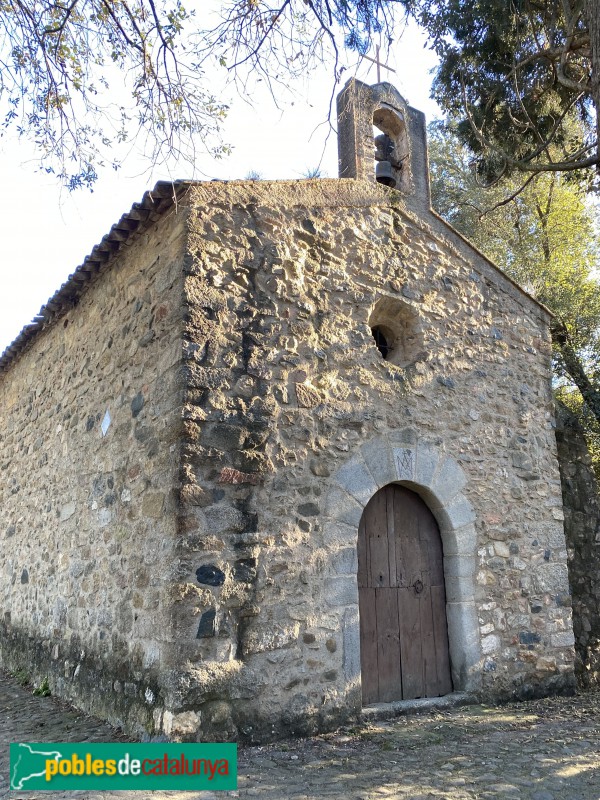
[357,483,453,703]
[373,105,410,192]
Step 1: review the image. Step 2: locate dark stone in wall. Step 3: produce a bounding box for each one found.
[196,609,216,638]
[131,392,145,417]
[555,401,600,687]
[196,565,225,587]
[519,631,541,645]
[134,424,151,443]
[203,423,245,451]
[234,559,257,583]
[20,569,28,584]
[297,503,319,517]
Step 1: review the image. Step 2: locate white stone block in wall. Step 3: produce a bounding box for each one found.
[550,631,575,648]
[481,634,501,655]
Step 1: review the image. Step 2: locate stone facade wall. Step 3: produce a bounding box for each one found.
[0,176,577,744]
[169,179,575,743]
[0,206,187,736]
[555,402,600,686]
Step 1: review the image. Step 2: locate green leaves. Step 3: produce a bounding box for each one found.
[429,118,600,432]
[404,0,599,178]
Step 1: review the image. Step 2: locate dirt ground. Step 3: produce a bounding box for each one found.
[2,669,599,799]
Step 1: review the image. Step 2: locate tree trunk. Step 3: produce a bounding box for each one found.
[554,329,600,425]
[584,0,600,169]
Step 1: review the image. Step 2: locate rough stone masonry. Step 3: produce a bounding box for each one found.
[0,80,578,742]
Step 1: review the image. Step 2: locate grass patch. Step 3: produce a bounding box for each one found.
[33,677,51,697]
[12,668,29,687]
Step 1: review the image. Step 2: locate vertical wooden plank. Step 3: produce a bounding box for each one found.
[367,489,391,587]
[431,585,453,696]
[357,515,368,589]
[392,486,407,588]
[375,588,402,702]
[421,511,444,587]
[398,586,424,699]
[359,587,379,704]
[385,486,398,589]
[393,487,424,588]
[419,496,452,696]
[418,585,439,696]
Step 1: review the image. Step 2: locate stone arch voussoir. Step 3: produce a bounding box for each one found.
[323,430,483,696]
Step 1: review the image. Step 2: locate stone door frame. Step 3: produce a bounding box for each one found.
[323,430,482,704]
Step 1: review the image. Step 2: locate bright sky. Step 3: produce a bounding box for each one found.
[0,14,440,354]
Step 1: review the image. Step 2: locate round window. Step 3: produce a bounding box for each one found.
[368,296,424,368]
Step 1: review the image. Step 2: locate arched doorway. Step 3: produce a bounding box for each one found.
[357,484,453,704]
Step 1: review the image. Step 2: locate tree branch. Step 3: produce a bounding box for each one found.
[478,171,539,217]
[553,321,600,426]
[461,73,599,172]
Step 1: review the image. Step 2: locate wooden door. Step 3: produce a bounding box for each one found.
[357,484,452,704]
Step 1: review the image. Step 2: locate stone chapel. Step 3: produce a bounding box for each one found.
[0,80,585,742]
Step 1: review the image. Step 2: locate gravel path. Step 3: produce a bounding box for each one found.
[1,669,599,799]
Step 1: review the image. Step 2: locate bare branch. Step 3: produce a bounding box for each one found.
[478,172,539,216]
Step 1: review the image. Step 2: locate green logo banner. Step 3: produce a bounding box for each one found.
[10,742,237,791]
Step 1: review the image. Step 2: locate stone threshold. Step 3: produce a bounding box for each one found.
[361,692,478,721]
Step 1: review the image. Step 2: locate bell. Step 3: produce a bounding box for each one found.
[376,160,396,188]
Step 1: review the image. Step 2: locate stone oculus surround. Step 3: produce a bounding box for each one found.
[0,80,576,742]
